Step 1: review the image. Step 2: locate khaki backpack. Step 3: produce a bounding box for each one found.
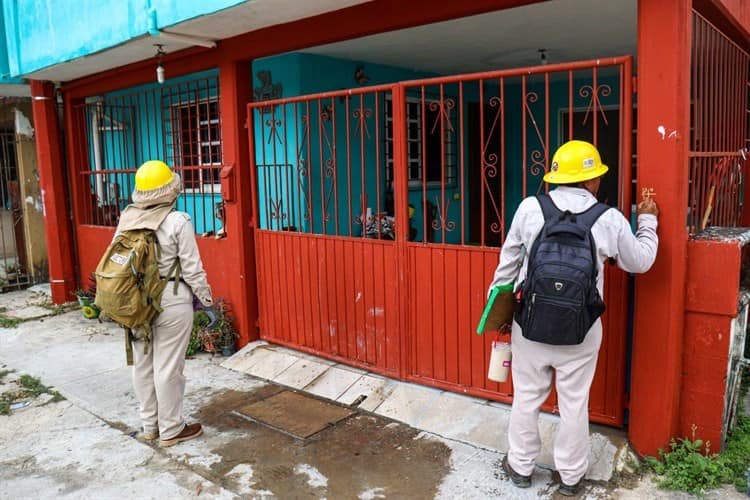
[94,229,180,365]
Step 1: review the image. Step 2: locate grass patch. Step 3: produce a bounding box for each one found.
[0,374,64,416]
[0,315,22,328]
[0,369,13,381]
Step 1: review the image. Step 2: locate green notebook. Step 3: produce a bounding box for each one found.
[476,283,515,335]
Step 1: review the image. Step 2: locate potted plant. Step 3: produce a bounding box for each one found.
[73,275,100,319]
[192,310,219,353]
[212,300,238,356]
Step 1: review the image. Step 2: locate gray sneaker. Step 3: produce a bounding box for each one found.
[501,456,532,488]
[557,478,584,497]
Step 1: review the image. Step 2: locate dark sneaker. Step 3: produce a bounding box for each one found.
[160,423,203,447]
[502,455,532,488]
[557,478,584,497]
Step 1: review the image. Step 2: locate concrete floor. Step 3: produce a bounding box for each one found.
[0,288,745,499]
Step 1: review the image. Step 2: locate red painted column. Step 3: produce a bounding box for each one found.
[218,58,259,345]
[629,0,692,457]
[30,80,77,303]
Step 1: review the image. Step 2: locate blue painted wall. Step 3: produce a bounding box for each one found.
[2,0,245,77]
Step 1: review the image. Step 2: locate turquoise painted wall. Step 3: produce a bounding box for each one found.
[2,0,246,77]
[0,4,22,84]
[87,69,222,234]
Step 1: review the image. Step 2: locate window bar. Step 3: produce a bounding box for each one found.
[458,81,465,246]
[292,101,305,232]
[331,96,339,236]
[283,102,292,232]
[544,72,550,195]
[359,93,366,240]
[439,84,447,244]
[568,71,574,141]
[592,67,599,147]
[479,79,486,247]
[500,77,506,242]
[317,99,326,235]
[273,104,283,232]
[421,85,427,243]
[345,95,352,237]
[522,75,528,198]
[305,100,313,234]
[375,91,382,240]
[260,107,269,230]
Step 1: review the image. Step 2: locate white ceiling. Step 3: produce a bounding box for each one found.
[26,0,373,82]
[27,0,637,83]
[301,0,637,74]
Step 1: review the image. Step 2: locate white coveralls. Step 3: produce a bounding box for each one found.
[489,186,658,485]
[128,211,213,440]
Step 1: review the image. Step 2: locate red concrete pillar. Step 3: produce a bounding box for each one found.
[218,58,259,345]
[30,80,77,303]
[629,0,692,457]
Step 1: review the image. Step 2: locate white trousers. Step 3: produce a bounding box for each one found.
[507,319,602,485]
[131,298,193,440]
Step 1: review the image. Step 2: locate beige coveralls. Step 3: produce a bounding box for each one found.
[127,211,213,440]
[489,186,658,485]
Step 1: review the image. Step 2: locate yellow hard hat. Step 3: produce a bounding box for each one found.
[135,160,174,191]
[543,140,609,184]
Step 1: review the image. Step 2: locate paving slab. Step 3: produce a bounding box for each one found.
[274,357,332,389]
[304,365,363,400]
[337,373,396,411]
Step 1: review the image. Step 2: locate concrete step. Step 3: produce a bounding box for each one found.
[222,341,634,481]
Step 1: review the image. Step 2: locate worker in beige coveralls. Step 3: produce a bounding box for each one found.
[489,140,659,496]
[115,160,214,447]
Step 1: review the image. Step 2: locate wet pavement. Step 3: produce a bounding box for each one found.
[0,288,746,499]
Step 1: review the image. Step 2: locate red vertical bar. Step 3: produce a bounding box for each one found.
[522,76,528,198]
[306,100,313,233]
[544,72,550,194]
[359,94,366,240]
[345,96,352,236]
[630,0,691,458]
[32,80,77,303]
[568,71,574,141]
[479,80,486,247]
[375,91,382,233]
[331,96,339,236]
[392,84,409,379]
[500,77,506,242]
[439,84,446,244]
[421,86,427,243]
[459,82,465,245]
[317,100,326,234]
[622,59,633,215]
[593,67,599,146]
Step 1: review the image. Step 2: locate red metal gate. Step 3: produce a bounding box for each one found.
[248,56,633,426]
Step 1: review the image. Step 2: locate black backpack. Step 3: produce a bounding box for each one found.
[516,194,610,345]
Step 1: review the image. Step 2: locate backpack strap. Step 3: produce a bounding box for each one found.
[575,202,611,231]
[535,194,561,222]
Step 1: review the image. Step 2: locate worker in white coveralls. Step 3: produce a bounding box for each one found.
[116,160,214,447]
[489,140,659,496]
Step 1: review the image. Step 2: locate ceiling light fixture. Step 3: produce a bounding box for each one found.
[538,49,548,65]
[154,44,166,84]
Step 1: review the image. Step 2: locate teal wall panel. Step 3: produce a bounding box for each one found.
[2,0,245,77]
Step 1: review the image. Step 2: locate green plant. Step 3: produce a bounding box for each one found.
[185,328,201,357]
[0,369,13,381]
[718,413,750,492]
[645,425,727,494]
[0,315,22,328]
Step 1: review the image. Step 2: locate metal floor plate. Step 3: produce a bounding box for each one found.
[233,390,355,439]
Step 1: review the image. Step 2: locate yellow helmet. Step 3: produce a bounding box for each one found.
[135,160,174,191]
[543,140,609,184]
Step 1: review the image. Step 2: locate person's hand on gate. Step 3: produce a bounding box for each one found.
[203,307,218,330]
[637,198,659,217]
